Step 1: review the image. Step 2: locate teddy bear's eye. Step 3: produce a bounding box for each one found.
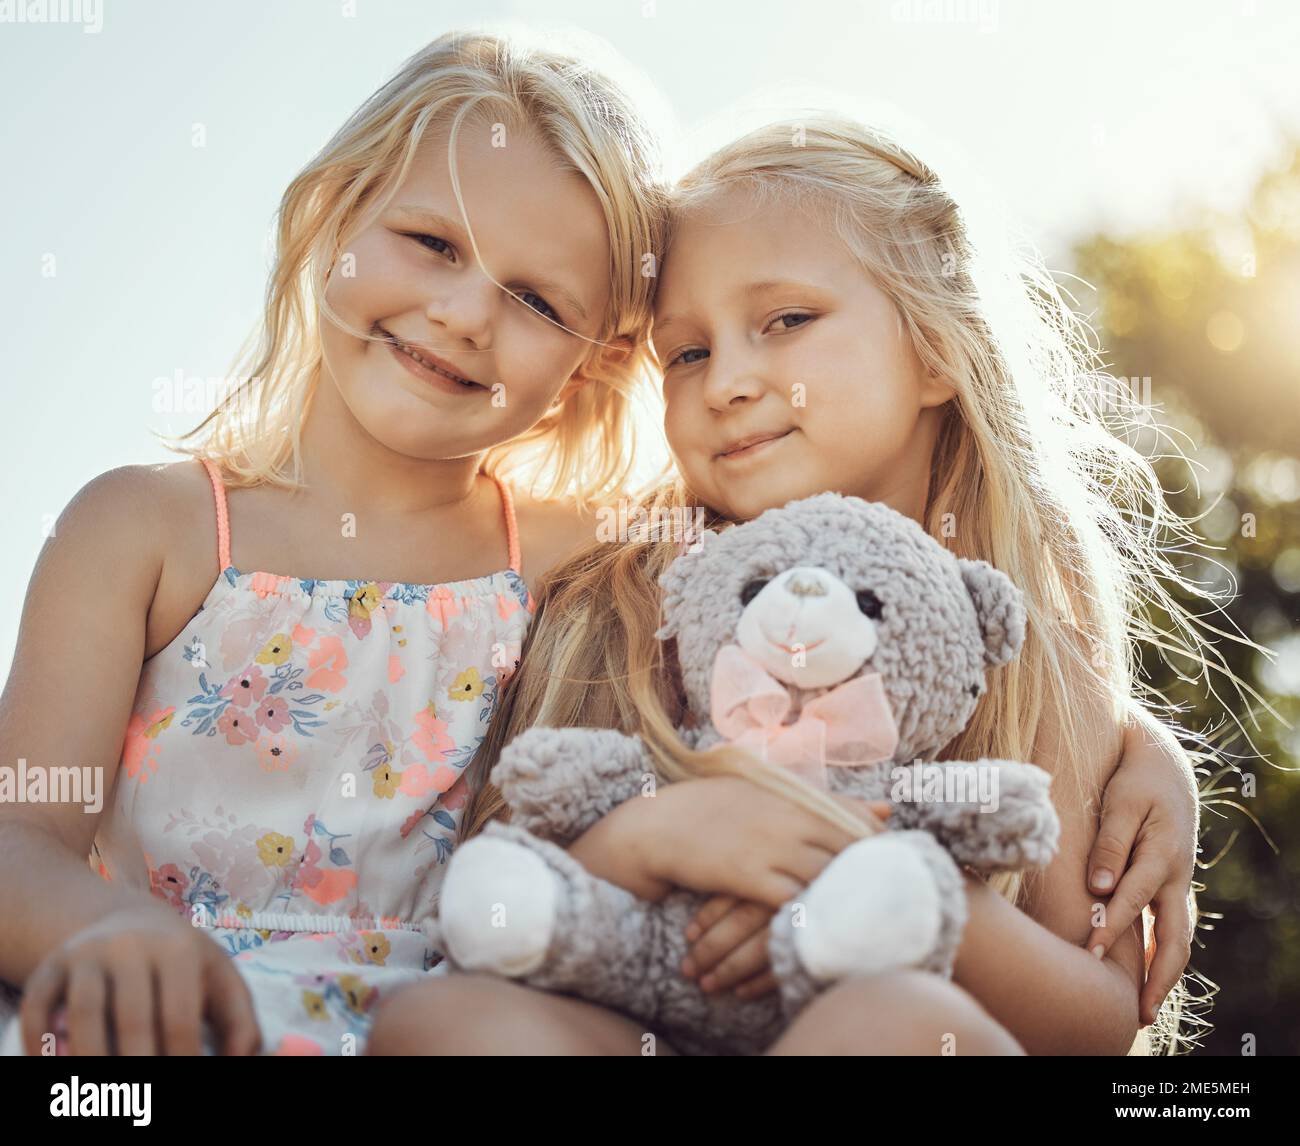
[855,589,884,619]
[740,578,770,606]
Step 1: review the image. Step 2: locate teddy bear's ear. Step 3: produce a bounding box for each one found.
[655,564,682,641]
[659,528,718,578]
[653,578,678,640]
[678,526,718,558]
[957,558,1026,666]
[655,529,717,640]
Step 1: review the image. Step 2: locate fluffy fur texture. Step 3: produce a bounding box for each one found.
[430,494,1060,1055]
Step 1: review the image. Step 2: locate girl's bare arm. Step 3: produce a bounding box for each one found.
[1086,703,1197,1024]
[0,466,176,982]
[952,693,1145,1055]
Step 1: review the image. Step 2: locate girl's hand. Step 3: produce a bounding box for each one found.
[19,906,261,1056]
[680,800,894,998]
[1085,706,1198,1025]
[681,895,777,997]
[633,776,885,911]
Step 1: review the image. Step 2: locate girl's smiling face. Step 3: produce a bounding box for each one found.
[321,115,612,461]
[653,185,955,522]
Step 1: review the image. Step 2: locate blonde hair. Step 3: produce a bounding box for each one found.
[164,30,668,505]
[465,114,1226,1053]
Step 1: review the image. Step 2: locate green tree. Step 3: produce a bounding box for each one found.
[1072,145,1300,1054]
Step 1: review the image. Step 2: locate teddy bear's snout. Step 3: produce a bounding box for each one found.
[784,571,830,599]
[736,566,881,689]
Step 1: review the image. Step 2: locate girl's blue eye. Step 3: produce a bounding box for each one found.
[516,292,559,322]
[406,232,454,257]
[401,233,558,322]
[771,312,813,331]
[667,347,709,368]
[664,313,811,368]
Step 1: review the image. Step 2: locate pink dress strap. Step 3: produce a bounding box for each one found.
[490,474,522,575]
[198,457,233,572]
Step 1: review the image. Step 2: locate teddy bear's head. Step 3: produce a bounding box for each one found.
[657,493,1025,764]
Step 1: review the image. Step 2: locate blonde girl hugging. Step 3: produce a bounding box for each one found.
[0,31,668,1056]
[371,114,1203,1056]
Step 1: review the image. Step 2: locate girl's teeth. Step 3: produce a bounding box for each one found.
[394,338,470,385]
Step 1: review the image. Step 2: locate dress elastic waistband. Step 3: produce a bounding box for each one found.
[200,910,439,938]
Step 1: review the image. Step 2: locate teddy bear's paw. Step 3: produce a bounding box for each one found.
[941,760,1060,872]
[437,836,559,977]
[790,834,944,982]
[985,761,1061,868]
[895,760,1061,874]
[495,727,650,841]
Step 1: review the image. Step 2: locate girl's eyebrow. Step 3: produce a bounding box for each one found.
[742,278,826,297]
[388,204,590,322]
[655,278,827,334]
[651,312,687,337]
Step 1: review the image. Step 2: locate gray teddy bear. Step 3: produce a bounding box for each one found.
[429,494,1060,1055]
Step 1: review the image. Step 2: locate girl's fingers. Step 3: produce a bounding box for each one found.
[1088,801,1144,895]
[683,901,771,977]
[1087,853,1165,957]
[157,952,204,1056]
[823,798,891,841]
[204,956,261,1056]
[1140,885,1193,1026]
[718,852,822,911]
[772,843,840,889]
[109,959,157,1056]
[64,962,110,1057]
[733,969,780,1000]
[699,930,772,993]
[685,895,737,943]
[830,795,892,819]
[19,958,67,1056]
[799,800,891,867]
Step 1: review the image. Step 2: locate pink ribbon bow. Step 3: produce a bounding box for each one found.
[710,643,899,788]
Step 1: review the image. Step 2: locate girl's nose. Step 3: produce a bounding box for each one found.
[702,351,766,411]
[424,271,494,349]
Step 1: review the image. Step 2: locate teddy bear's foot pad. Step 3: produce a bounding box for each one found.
[438,835,560,976]
[791,831,965,981]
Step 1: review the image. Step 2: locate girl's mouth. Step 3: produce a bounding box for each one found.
[716,428,794,462]
[375,325,484,392]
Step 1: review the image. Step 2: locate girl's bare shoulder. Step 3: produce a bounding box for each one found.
[123,458,230,657]
[71,456,218,533]
[51,461,195,578]
[130,456,225,564]
[10,461,212,671]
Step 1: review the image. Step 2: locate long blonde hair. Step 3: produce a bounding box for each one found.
[164,30,668,505]
[465,115,1223,1052]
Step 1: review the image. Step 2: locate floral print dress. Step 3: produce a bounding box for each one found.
[14,458,534,1055]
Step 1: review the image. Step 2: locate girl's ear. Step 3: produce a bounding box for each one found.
[957,558,1026,666]
[920,365,957,408]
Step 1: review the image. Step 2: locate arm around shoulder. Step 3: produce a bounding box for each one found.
[951,684,1145,1054]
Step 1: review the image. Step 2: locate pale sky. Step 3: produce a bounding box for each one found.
[2,0,1298,675]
